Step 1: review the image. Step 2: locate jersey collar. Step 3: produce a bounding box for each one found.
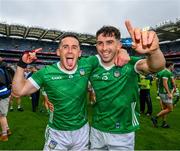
[95,55,115,70]
[57,62,78,74]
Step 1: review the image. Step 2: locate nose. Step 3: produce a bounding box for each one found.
[68,48,73,53]
[102,43,108,51]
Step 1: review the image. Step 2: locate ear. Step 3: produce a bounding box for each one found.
[118,42,122,49]
[56,48,60,56]
[79,50,82,57]
[116,42,122,53]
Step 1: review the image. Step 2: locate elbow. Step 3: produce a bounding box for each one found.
[12,87,24,97]
[160,58,166,70]
[11,91,23,98]
[149,60,165,73]
[156,56,166,72]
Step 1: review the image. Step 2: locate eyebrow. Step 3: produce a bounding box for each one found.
[97,39,114,43]
[61,44,79,48]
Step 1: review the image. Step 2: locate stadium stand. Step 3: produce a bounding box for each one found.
[0,19,179,72]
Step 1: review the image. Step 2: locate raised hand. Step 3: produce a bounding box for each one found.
[22,48,42,64]
[125,20,160,54]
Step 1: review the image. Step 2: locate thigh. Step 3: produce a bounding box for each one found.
[166,103,173,111]
[43,126,71,151]
[106,132,135,151]
[162,102,167,109]
[71,123,89,150]
[90,127,107,150]
[0,97,9,116]
[159,93,173,104]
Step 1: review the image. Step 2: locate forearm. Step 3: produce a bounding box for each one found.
[146,48,165,72]
[163,81,171,94]
[136,49,165,75]
[171,78,176,89]
[12,66,26,96]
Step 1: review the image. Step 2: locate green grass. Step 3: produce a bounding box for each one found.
[0,81,180,150]
[135,80,180,150]
[0,96,48,150]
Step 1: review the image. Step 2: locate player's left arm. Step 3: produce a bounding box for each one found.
[171,76,176,93]
[163,78,173,99]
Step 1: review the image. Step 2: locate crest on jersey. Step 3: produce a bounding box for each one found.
[80,69,85,76]
[48,140,57,149]
[114,70,120,77]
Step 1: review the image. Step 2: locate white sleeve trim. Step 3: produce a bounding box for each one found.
[28,77,40,89]
[162,77,168,79]
[134,59,144,74]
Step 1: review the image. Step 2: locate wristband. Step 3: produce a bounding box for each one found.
[17,50,38,68]
[17,57,28,69]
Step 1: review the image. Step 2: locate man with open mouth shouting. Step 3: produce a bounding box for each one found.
[12,32,129,150]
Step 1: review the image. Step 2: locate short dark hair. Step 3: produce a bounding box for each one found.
[59,33,80,46]
[166,61,174,68]
[96,26,121,40]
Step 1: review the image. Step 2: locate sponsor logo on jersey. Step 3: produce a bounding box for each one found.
[48,140,58,149]
[101,72,110,80]
[102,72,110,76]
[80,68,85,76]
[93,74,99,78]
[52,76,62,80]
[102,75,108,80]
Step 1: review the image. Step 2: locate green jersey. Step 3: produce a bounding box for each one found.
[90,55,141,134]
[157,69,174,94]
[29,57,98,131]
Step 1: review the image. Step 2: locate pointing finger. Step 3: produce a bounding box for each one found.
[32,48,42,53]
[125,20,135,42]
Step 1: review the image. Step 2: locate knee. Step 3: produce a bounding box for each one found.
[168,107,173,112]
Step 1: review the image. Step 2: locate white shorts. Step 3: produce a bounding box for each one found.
[159,93,173,104]
[0,97,9,116]
[43,123,89,151]
[90,127,135,151]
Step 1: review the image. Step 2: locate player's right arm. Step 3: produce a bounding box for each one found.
[12,48,42,97]
[12,66,38,96]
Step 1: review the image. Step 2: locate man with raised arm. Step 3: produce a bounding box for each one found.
[12,33,129,150]
[12,35,92,150]
[89,21,165,150]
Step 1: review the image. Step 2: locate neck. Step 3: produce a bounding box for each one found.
[101,59,114,67]
[59,62,77,72]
